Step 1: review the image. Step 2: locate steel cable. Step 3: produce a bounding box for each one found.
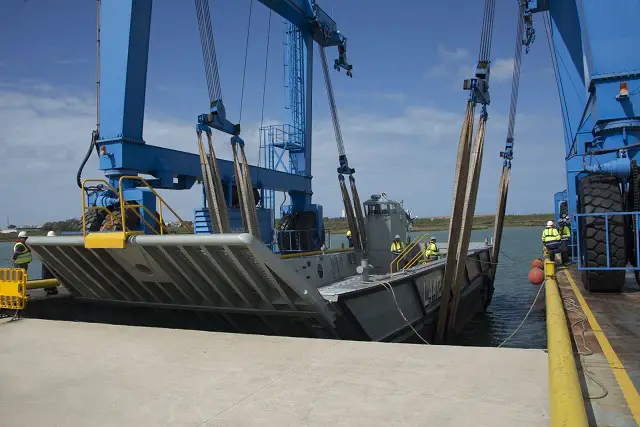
[239,0,254,123]
[319,46,345,157]
[195,0,223,103]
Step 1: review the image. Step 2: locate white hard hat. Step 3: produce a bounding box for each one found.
[18,231,28,238]
[546,221,554,227]
[394,234,400,239]
[47,231,56,237]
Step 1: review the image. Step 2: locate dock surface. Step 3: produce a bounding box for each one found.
[557,266,640,426]
[0,319,548,426]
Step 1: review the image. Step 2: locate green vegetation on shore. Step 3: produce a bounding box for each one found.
[324,214,555,233]
[0,213,554,242]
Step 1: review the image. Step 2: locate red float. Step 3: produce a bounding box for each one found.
[530,259,544,270]
[528,268,544,285]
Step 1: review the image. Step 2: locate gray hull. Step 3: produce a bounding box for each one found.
[26,234,494,342]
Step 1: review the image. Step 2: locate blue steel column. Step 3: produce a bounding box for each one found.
[99,0,152,147]
[97,0,155,232]
[303,31,313,189]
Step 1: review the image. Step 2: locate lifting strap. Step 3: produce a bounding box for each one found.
[449,114,487,331]
[437,100,476,342]
[437,0,496,343]
[197,129,230,233]
[491,0,526,275]
[232,140,261,239]
[319,45,366,253]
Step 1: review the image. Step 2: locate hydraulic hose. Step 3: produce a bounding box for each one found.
[77,130,98,189]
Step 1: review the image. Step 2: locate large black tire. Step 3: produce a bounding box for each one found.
[78,208,107,232]
[578,175,626,293]
[100,203,140,231]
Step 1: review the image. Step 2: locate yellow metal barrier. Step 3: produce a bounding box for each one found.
[544,259,589,427]
[390,233,430,273]
[0,268,27,310]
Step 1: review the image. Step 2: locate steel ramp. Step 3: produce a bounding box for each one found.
[27,233,336,336]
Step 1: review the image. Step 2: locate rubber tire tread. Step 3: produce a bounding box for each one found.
[578,174,626,293]
[78,208,107,232]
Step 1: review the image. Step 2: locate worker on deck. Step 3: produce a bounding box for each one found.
[11,231,32,272]
[41,231,59,295]
[390,234,405,272]
[346,230,353,248]
[425,237,440,261]
[558,215,571,265]
[390,234,405,257]
[542,220,562,262]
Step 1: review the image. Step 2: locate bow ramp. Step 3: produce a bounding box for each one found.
[27,233,337,336]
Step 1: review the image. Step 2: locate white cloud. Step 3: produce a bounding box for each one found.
[427,45,470,78]
[437,45,470,61]
[0,83,565,227]
[491,58,515,82]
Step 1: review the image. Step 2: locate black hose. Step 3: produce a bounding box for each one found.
[77,130,98,189]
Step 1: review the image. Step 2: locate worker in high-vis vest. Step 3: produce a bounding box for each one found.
[542,220,561,261]
[390,234,404,256]
[425,237,440,261]
[11,231,32,272]
[390,234,405,272]
[346,229,353,248]
[558,215,571,265]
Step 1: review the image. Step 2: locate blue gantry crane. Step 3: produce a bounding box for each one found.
[522,0,640,292]
[79,0,352,253]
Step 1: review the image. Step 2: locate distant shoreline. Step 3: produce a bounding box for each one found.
[0,213,553,242]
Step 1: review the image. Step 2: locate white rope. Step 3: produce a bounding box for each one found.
[381,282,431,345]
[562,295,608,399]
[497,281,544,348]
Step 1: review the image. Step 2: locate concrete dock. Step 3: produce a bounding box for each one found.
[557,266,640,426]
[0,319,548,426]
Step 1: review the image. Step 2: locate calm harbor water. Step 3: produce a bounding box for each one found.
[0,226,546,349]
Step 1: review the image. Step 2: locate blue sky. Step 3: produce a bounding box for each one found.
[0,0,566,225]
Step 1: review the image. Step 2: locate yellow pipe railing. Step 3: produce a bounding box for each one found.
[118,176,194,234]
[390,233,430,273]
[544,259,589,427]
[81,179,129,235]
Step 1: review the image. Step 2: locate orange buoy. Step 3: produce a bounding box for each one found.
[528,268,544,285]
[530,259,544,270]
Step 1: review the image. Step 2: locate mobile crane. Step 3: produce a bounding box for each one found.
[79,0,353,253]
[522,0,640,292]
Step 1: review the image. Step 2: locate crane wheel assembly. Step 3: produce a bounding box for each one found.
[578,174,626,293]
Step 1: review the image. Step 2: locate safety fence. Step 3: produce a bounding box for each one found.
[575,211,640,271]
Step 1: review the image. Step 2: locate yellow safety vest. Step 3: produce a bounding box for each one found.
[425,243,439,257]
[560,225,571,238]
[13,242,32,265]
[542,227,561,243]
[390,241,404,252]
[346,230,351,237]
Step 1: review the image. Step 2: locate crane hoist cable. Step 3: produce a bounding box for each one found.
[318,45,366,253]
[491,0,527,276]
[437,0,496,343]
[239,0,254,124]
[195,0,223,104]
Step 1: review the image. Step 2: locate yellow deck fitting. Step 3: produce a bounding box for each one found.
[0,268,27,310]
[84,231,129,249]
